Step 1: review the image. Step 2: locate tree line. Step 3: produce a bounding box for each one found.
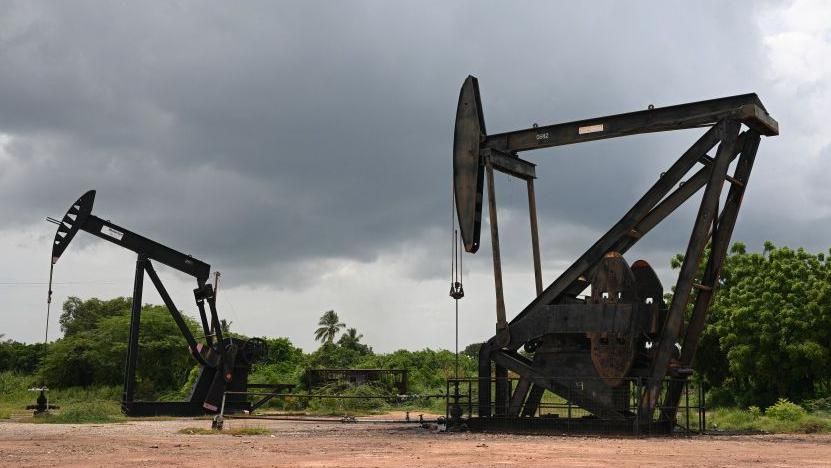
[1,242,830,407]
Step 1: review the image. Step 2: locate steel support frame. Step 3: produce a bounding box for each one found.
[49,190,265,417]
[639,119,740,420]
[477,148,542,417]
[658,129,762,422]
[477,119,756,420]
[123,256,217,411]
[123,254,147,407]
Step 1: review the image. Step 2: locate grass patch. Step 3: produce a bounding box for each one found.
[179,426,271,436]
[708,406,831,434]
[0,407,11,419]
[34,400,125,424]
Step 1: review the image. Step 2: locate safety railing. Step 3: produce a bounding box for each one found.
[445,376,704,436]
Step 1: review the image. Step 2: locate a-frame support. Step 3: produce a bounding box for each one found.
[453,75,777,429]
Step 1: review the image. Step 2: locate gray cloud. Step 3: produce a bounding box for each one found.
[1,1,827,348]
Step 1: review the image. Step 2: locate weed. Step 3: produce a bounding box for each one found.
[178,426,271,436]
[766,398,806,421]
[34,400,124,424]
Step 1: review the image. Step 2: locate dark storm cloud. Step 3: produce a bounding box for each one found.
[0,0,793,289]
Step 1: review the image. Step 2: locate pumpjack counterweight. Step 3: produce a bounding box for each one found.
[49,190,267,416]
[452,76,777,433]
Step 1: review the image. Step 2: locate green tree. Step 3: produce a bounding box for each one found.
[462,342,483,359]
[337,328,372,355]
[249,337,306,385]
[41,298,200,397]
[59,296,132,337]
[313,310,345,344]
[356,348,476,393]
[677,242,831,407]
[0,339,45,374]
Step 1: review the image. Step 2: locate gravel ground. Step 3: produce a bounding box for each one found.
[2,414,831,467]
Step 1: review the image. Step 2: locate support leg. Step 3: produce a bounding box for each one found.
[123,254,147,408]
[527,179,543,296]
[508,376,532,417]
[494,364,509,417]
[641,120,740,420]
[521,384,545,417]
[660,130,761,420]
[486,159,510,347]
[478,344,492,417]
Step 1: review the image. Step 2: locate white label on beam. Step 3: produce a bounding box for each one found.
[578,123,604,134]
[101,226,124,241]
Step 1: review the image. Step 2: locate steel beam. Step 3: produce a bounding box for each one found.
[484,94,776,153]
[81,215,210,282]
[506,124,723,340]
[486,160,510,347]
[144,261,209,366]
[123,254,147,406]
[527,179,543,296]
[660,130,761,421]
[641,119,740,418]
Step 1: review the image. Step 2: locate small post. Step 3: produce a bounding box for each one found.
[635,379,641,436]
[685,380,690,437]
[698,383,707,434]
[213,391,227,431]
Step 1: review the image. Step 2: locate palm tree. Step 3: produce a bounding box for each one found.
[337,328,363,349]
[314,310,345,343]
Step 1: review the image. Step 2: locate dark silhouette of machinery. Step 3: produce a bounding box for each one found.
[48,190,267,416]
[452,76,778,431]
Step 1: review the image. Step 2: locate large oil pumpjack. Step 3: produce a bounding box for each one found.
[453,76,778,432]
[48,190,266,416]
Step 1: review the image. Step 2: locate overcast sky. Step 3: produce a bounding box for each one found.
[1,0,828,354]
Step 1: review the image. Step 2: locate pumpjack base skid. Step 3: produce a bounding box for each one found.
[465,417,674,436]
[123,401,251,418]
[452,76,778,430]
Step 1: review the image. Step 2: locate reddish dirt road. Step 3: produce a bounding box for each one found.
[1,416,830,467]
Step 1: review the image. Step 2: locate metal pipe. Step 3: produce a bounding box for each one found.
[221,391,447,399]
[222,415,435,424]
[527,179,543,296]
[486,159,509,347]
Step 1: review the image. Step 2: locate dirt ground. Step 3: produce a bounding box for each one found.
[2,413,831,467]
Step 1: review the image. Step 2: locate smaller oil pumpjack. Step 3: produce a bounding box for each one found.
[453,76,778,432]
[48,190,266,416]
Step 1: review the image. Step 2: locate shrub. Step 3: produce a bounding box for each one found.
[36,400,124,424]
[765,398,806,421]
[307,383,389,414]
[804,396,831,413]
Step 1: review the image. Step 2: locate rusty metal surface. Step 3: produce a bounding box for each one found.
[587,253,640,386]
[453,75,486,253]
[454,75,778,431]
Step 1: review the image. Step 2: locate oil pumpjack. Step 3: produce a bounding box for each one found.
[47,190,266,416]
[453,76,778,432]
